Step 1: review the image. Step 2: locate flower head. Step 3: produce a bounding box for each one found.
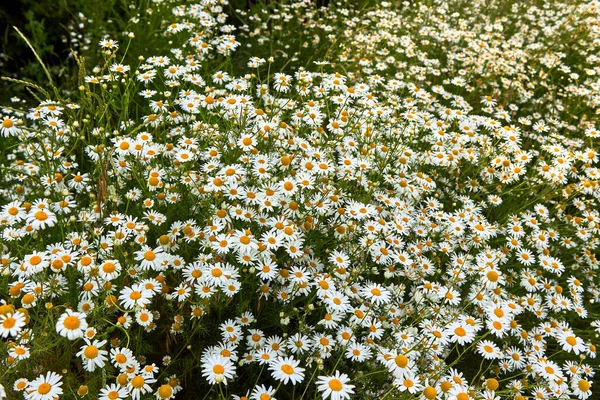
[316,371,355,400]
[56,309,88,340]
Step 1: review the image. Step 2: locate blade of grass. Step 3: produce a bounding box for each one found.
[13,26,62,100]
[1,76,51,99]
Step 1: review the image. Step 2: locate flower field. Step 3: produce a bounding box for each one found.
[1,0,600,399]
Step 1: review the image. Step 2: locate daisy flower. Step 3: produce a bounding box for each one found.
[25,371,63,400]
[202,355,236,385]
[572,379,592,400]
[536,360,564,381]
[250,385,276,400]
[476,340,502,360]
[0,116,20,136]
[99,259,122,281]
[13,378,28,392]
[316,371,355,400]
[56,309,88,340]
[446,321,477,345]
[99,384,128,400]
[360,283,392,306]
[99,38,118,49]
[9,344,30,360]
[557,331,586,355]
[487,318,509,338]
[119,284,153,310]
[76,339,108,371]
[0,311,27,338]
[26,207,57,230]
[396,372,424,394]
[111,347,136,370]
[269,356,305,385]
[287,333,312,354]
[134,245,166,270]
[256,259,279,281]
[254,348,276,365]
[345,342,372,362]
[128,374,156,400]
[155,384,176,400]
[329,250,350,270]
[1,201,26,223]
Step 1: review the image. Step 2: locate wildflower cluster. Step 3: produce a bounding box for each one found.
[1,0,599,399]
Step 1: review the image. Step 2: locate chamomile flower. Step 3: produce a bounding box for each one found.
[250,385,276,400]
[446,321,477,345]
[557,331,586,355]
[77,339,108,371]
[269,356,305,385]
[316,371,355,400]
[128,374,156,400]
[360,283,392,306]
[477,340,502,359]
[134,245,167,271]
[202,355,235,385]
[0,116,20,136]
[111,347,136,371]
[99,384,128,400]
[26,207,57,230]
[155,384,176,400]
[345,342,372,362]
[9,344,30,360]
[0,311,26,338]
[13,378,28,392]
[572,379,592,400]
[119,284,153,310]
[55,309,88,340]
[25,371,63,400]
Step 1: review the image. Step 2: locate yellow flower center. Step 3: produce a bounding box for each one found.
[103,262,116,273]
[144,251,156,261]
[281,364,294,375]
[486,271,499,282]
[423,386,437,399]
[29,255,42,265]
[131,376,145,388]
[84,346,99,358]
[38,383,51,395]
[130,291,142,300]
[213,365,225,374]
[63,315,80,330]
[157,385,173,399]
[579,380,590,392]
[395,354,408,368]
[328,379,343,391]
